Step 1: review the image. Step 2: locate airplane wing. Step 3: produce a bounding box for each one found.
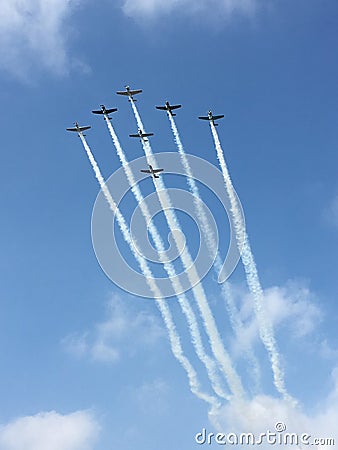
[212,115,224,120]
[140,169,151,174]
[66,126,91,132]
[129,89,142,95]
[152,169,164,173]
[198,116,209,120]
[129,132,153,138]
[92,108,117,115]
[116,90,142,96]
[156,105,181,111]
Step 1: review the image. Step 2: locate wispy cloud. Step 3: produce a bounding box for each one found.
[136,379,169,414]
[0,410,99,450]
[62,294,165,363]
[0,0,85,78]
[320,339,338,361]
[323,194,338,229]
[262,281,322,338]
[121,0,258,20]
[230,280,322,354]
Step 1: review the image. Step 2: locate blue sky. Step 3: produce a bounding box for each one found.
[0,1,338,449]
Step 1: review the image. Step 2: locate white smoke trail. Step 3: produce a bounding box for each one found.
[77,131,218,408]
[209,122,296,405]
[168,113,261,389]
[130,101,245,400]
[104,115,229,401]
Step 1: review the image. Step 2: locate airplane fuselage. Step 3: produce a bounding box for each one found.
[140,164,164,179]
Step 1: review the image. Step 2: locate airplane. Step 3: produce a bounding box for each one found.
[156,101,182,116]
[92,105,118,119]
[129,128,154,141]
[66,122,91,135]
[116,85,142,101]
[140,164,164,179]
[198,110,224,126]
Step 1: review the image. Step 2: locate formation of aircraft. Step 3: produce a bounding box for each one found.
[140,165,164,179]
[68,86,226,182]
[116,85,142,101]
[129,128,154,141]
[156,101,181,116]
[198,110,224,126]
[66,122,91,135]
[92,105,118,118]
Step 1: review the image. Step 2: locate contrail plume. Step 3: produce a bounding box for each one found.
[78,131,219,408]
[209,122,295,405]
[168,113,261,389]
[103,114,229,401]
[129,101,246,400]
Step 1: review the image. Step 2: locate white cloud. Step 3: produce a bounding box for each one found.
[0,0,83,78]
[229,280,322,358]
[207,281,337,448]
[63,294,164,363]
[121,0,258,20]
[263,281,322,338]
[0,410,99,450]
[209,367,338,449]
